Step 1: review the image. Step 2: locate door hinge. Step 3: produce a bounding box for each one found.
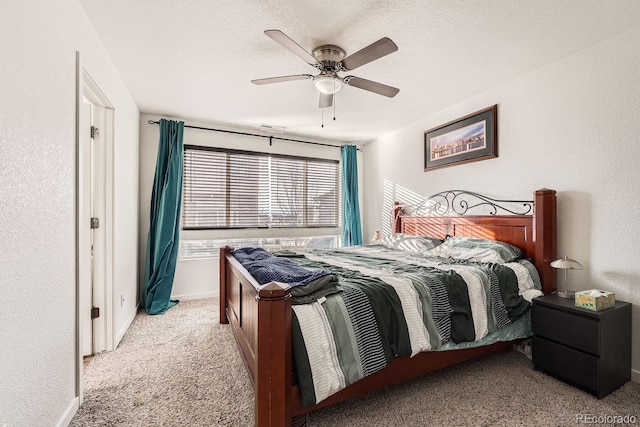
[90,217,99,229]
[90,126,100,139]
[91,306,100,319]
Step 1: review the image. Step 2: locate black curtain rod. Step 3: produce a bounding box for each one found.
[147,120,361,151]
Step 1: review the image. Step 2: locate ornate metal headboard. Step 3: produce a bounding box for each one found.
[396,190,533,217]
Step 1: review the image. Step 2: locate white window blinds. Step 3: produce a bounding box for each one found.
[182,145,340,229]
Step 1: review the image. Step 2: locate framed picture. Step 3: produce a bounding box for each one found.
[424,105,497,171]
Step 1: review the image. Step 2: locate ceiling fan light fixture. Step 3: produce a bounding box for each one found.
[313,75,343,94]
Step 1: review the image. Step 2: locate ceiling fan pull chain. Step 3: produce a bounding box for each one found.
[333,90,336,121]
[321,109,324,128]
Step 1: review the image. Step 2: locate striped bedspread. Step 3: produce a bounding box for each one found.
[280,245,543,407]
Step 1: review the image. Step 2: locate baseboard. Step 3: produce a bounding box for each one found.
[56,397,79,427]
[632,368,640,383]
[115,302,139,347]
[171,291,217,301]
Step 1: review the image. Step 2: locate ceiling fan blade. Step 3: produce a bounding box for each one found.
[264,29,320,66]
[251,74,313,85]
[341,37,398,71]
[345,76,399,97]
[319,93,333,108]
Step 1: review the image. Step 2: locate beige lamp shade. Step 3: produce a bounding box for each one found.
[551,256,582,298]
[551,256,583,270]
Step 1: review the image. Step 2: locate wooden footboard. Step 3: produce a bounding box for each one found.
[220,246,293,426]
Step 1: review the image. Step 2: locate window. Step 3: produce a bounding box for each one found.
[182,145,340,230]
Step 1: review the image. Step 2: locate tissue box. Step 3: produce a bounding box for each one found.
[575,289,615,311]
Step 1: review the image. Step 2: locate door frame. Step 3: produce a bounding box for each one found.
[75,52,115,402]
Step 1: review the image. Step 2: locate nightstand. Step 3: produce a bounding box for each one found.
[531,294,631,398]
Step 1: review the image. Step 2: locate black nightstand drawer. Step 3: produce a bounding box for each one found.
[533,336,599,392]
[531,303,599,355]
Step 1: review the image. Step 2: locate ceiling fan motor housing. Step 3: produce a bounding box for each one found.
[312,45,346,71]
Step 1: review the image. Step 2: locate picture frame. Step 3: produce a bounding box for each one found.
[424,105,497,171]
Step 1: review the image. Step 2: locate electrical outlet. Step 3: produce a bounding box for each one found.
[120,294,124,307]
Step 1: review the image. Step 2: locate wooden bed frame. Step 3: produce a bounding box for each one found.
[219,188,557,426]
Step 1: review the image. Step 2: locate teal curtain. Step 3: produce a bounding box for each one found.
[143,119,184,314]
[341,145,362,246]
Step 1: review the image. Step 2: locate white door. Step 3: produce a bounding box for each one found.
[80,101,92,356]
[79,100,107,356]
[90,104,107,354]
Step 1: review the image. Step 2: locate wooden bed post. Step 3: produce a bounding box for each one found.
[534,189,557,295]
[219,246,231,324]
[392,202,403,233]
[219,246,293,426]
[255,283,292,427]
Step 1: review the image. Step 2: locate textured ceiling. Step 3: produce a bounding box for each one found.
[79,0,640,143]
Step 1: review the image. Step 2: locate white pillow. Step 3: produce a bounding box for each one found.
[375,233,443,254]
[425,236,523,264]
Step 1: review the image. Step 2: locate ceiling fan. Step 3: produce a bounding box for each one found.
[251,29,399,108]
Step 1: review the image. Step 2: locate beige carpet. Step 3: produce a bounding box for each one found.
[71,298,640,426]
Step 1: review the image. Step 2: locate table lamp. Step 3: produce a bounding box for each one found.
[551,256,583,298]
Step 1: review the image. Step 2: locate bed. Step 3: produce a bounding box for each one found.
[219,188,557,426]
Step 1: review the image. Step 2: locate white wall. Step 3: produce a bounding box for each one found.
[139,113,360,300]
[0,1,139,425]
[362,26,640,381]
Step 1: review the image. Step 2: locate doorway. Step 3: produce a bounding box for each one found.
[76,62,115,401]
